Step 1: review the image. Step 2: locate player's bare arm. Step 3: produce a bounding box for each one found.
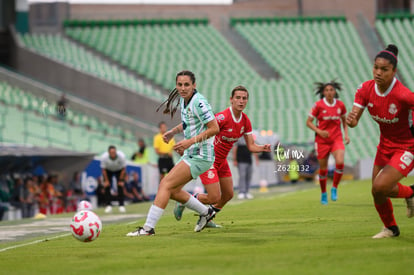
[306,116,329,138]
[346,106,364,128]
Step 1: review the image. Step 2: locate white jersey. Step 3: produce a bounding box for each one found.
[180,90,215,162]
[100,151,127,172]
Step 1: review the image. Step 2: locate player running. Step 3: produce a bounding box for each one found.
[174,85,271,225]
[306,80,350,205]
[346,44,414,238]
[126,70,219,236]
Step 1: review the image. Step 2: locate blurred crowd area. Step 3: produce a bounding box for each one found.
[0,171,149,221]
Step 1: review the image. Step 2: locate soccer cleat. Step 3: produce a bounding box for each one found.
[194,206,216,232]
[321,192,328,205]
[126,226,155,237]
[245,193,254,200]
[372,226,400,239]
[237,193,245,200]
[174,202,186,221]
[206,220,222,228]
[104,205,112,213]
[331,187,338,201]
[119,206,126,213]
[406,187,414,218]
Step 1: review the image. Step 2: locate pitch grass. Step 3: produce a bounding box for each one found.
[2,179,414,275]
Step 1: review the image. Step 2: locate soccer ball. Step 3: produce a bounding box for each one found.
[70,210,102,242]
[77,200,93,212]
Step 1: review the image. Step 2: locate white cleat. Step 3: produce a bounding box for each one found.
[126,227,155,236]
[237,193,245,200]
[194,207,216,232]
[119,206,126,213]
[245,193,254,200]
[372,227,399,239]
[104,205,112,213]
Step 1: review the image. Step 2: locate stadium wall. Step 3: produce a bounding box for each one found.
[9,27,180,130]
[66,0,376,28]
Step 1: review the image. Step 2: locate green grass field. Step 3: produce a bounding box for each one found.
[1,178,414,275]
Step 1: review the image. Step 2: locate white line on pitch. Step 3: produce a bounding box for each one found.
[0,233,71,253]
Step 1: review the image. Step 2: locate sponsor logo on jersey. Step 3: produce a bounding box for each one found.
[222,136,239,142]
[388,103,397,115]
[227,128,233,132]
[371,115,399,124]
[322,116,340,120]
[337,108,341,114]
[322,110,327,113]
[368,102,374,107]
[400,151,414,167]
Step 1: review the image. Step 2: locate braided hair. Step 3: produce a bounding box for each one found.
[314,80,342,99]
[156,70,196,119]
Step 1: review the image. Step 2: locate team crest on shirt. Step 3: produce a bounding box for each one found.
[388,103,397,115]
[217,114,225,121]
[207,170,215,179]
[240,126,245,134]
[322,110,327,113]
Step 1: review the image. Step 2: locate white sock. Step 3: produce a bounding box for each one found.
[144,204,164,230]
[184,195,208,215]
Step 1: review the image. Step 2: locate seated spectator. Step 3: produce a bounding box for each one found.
[56,94,68,120]
[10,178,24,211]
[131,138,149,164]
[124,172,150,203]
[66,171,85,212]
[0,182,11,221]
[300,149,319,181]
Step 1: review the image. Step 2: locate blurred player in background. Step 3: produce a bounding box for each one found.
[101,145,127,213]
[347,44,414,239]
[127,70,219,236]
[173,86,271,227]
[306,80,350,205]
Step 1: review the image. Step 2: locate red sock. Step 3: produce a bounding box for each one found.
[374,198,397,228]
[396,183,414,198]
[319,169,328,193]
[333,163,344,188]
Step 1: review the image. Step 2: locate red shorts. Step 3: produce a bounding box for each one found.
[199,159,232,185]
[374,146,414,177]
[315,139,345,160]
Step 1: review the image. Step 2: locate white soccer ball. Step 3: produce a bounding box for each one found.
[77,200,93,212]
[70,210,102,242]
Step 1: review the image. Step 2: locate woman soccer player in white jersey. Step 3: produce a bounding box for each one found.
[347,44,414,238]
[127,70,219,236]
[173,86,271,226]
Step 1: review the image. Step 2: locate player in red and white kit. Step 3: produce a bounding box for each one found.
[306,81,350,205]
[347,44,414,238]
[174,86,271,226]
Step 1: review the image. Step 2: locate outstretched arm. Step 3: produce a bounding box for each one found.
[244,134,271,153]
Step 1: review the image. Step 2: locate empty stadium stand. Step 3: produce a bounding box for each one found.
[375,14,414,92]
[60,17,380,164]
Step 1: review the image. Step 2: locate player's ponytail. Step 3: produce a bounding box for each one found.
[156,88,180,119]
[375,44,398,69]
[314,80,342,99]
[156,70,196,119]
